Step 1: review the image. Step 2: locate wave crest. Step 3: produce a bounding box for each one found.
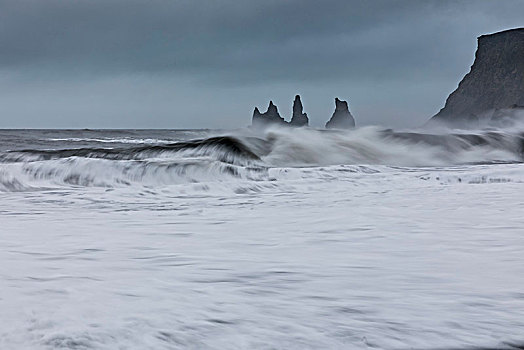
[0,127,522,192]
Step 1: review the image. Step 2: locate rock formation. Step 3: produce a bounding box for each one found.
[429,28,524,126]
[325,98,355,129]
[252,101,287,128]
[289,95,309,127]
[251,95,357,129]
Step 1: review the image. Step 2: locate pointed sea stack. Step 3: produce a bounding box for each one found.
[252,101,287,128]
[325,98,355,129]
[289,95,309,127]
[429,28,524,126]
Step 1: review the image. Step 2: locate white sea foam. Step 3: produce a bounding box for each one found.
[258,126,522,167]
[1,128,523,349]
[48,137,174,144]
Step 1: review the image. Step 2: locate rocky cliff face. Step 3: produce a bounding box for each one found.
[430,28,524,125]
[252,101,287,128]
[289,95,309,127]
[325,98,355,129]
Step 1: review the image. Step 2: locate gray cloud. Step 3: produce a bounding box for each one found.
[0,0,523,128]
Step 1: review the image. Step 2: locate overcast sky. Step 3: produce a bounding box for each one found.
[0,0,522,129]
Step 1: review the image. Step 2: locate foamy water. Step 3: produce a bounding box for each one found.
[1,128,524,349]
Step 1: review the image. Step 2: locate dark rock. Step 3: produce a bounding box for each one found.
[289,95,309,127]
[429,28,524,126]
[252,101,287,128]
[325,98,355,129]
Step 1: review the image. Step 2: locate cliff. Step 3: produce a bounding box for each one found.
[430,28,524,125]
[325,98,355,129]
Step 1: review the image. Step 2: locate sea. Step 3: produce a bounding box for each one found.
[1,126,524,349]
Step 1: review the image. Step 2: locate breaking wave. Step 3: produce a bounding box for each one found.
[0,127,523,191]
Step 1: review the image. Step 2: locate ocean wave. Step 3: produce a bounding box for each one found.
[0,158,270,192]
[259,126,523,167]
[0,127,522,192]
[0,136,264,165]
[47,137,174,144]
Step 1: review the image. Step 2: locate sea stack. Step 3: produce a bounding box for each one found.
[289,95,309,127]
[325,98,355,129]
[252,101,287,128]
[429,28,524,126]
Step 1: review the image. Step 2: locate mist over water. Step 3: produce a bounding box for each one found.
[1,127,524,349]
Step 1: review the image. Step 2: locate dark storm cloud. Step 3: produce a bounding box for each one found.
[0,0,523,128]
[0,0,518,81]
[2,0,403,77]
